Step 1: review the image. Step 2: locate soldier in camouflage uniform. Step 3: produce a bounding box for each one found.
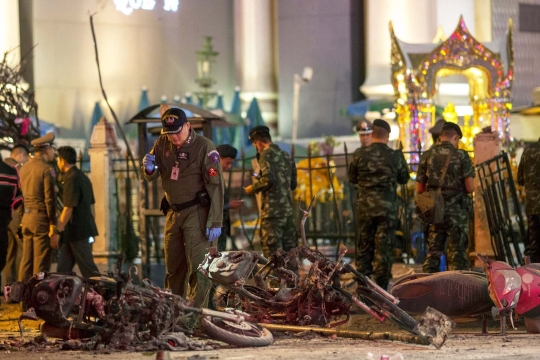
[141,108,224,308]
[518,137,540,262]
[416,122,475,273]
[244,126,297,258]
[348,119,410,289]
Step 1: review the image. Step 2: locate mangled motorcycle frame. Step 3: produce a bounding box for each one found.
[199,197,454,348]
[4,258,273,348]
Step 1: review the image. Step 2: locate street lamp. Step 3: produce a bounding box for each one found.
[292,66,313,143]
[195,36,218,109]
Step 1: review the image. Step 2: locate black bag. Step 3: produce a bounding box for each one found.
[415,148,455,225]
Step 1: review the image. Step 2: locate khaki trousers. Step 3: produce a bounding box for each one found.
[19,212,52,282]
[164,205,211,308]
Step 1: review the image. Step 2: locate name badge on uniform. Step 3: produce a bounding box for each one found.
[177,151,189,160]
[171,163,180,180]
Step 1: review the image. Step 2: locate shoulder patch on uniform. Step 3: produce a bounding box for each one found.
[208,167,218,177]
[207,150,220,164]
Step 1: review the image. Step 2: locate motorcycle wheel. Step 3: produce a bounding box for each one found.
[358,288,418,333]
[200,316,273,347]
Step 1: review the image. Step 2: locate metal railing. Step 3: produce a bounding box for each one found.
[83,146,528,278]
[476,152,526,266]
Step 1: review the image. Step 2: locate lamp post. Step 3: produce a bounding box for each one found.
[195,36,218,109]
[292,67,313,143]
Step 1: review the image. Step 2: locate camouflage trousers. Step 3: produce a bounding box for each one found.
[355,210,397,290]
[422,204,470,273]
[260,216,298,258]
[525,214,540,263]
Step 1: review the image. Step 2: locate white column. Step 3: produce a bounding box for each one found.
[362,0,481,98]
[234,0,277,126]
[0,0,20,64]
[362,0,437,97]
[88,117,120,266]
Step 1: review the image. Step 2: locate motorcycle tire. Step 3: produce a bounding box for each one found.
[358,287,418,334]
[200,316,273,347]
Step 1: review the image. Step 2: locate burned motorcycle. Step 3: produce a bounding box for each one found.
[390,270,493,318]
[3,265,273,349]
[199,198,454,348]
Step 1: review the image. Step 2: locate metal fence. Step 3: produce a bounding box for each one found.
[133,145,426,277]
[82,146,528,278]
[476,152,526,266]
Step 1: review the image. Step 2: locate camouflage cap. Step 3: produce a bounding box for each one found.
[441,122,463,139]
[355,119,373,134]
[373,119,391,133]
[161,108,187,135]
[248,125,271,141]
[31,132,55,148]
[429,119,446,135]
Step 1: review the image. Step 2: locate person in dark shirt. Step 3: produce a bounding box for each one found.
[518,137,540,262]
[216,144,243,251]
[54,146,99,278]
[2,145,28,287]
[0,160,23,290]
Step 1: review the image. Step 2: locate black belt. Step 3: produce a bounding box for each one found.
[170,198,200,212]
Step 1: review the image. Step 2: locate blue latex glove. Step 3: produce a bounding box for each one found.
[142,154,155,173]
[206,227,222,242]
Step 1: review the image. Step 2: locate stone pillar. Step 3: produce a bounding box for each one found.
[88,117,120,268]
[233,0,277,128]
[472,132,501,265]
[0,0,20,64]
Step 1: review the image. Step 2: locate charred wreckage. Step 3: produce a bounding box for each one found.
[10,198,538,352]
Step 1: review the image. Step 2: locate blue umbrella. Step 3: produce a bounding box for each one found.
[138,87,150,111]
[212,92,231,145]
[244,97,264,147]
[184,93,193,105]
[229,87,243,150]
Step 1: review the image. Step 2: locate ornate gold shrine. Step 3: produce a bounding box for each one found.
[390,16,514,157]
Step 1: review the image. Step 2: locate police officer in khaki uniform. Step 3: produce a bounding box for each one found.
[19,133,58,282]
[355,119,373,148]
[141,108,224,308]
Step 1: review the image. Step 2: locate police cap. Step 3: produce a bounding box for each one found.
[441,122,463,139]
[355,119,373,134]
[248,125,271,141]
[31,132,55,148]
[429,119,446,135]
[161,108,187,135]
[217,144,238,159]
[372,119,391,133]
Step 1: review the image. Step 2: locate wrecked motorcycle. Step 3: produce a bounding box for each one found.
[199,198,454,348]
[390,270,493,318]
[478,254,540,334]
[4,265,273,349]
